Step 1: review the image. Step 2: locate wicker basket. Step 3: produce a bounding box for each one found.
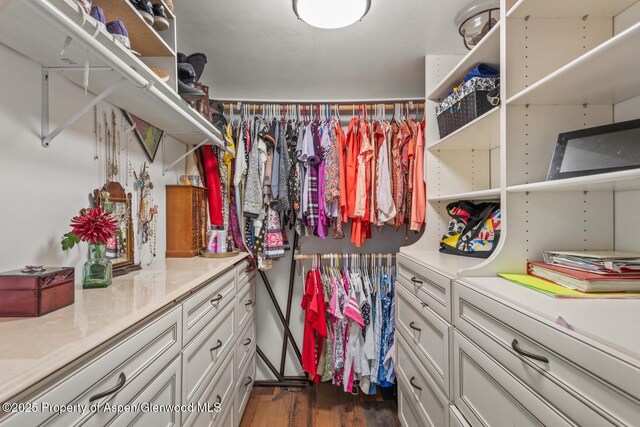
[436,77,499,139]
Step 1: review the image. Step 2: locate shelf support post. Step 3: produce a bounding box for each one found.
[41,71,125,147]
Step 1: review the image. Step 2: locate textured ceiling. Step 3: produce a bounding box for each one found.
[174,0,471,101]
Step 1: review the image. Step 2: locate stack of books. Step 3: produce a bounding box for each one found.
[499,251,640,298]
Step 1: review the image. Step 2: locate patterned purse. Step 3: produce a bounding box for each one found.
[440,201,501,258]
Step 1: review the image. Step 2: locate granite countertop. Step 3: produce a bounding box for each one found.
[0,254,248,403]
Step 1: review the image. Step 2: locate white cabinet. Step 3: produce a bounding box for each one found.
[0,260,256,427]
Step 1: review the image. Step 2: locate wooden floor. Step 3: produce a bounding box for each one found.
[239,383,400,427]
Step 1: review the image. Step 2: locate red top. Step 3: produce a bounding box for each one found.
[300,269,327,382]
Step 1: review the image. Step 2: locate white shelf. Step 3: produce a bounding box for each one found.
[399,250,487,279]
[0,0,223,147]
[428,107,500,151]
[507,0,637,19]
[507,169,640,193]
[507,21,640,106]
[427,22,500,101]
[429,189,501,202]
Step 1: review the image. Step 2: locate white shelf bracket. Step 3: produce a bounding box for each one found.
[163,138,209,175]
[41,68,124,148]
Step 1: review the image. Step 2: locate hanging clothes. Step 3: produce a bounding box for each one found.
[301,268,328,383]
[201,145,223,227]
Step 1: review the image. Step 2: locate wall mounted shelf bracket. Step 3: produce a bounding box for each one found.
[41,67,123,148]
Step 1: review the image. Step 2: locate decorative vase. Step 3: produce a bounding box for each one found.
[82,244,113,289]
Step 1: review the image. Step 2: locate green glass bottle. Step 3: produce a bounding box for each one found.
[82,244,113,288]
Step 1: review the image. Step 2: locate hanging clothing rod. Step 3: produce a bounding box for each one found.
[222,103,425,114]
[213,97,424,104]
[294,253,397,260]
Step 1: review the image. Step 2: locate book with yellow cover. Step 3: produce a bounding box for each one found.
[498,273,640,299]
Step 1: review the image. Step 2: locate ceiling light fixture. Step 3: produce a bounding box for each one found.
[455,0,500,50]
[293,0,371,30]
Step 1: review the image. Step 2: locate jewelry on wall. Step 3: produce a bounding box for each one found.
[134,162,158,261]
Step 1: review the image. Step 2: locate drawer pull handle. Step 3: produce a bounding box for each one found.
[210,294,223,305]
[243,338,252,346]
[244,376,253,387]
[89,372,126,403]
[216,395,222,404]
[409,376,422,391]
[410,277,423,286]
[245,300,253,307]
[511,339,549,363]
[421,302,428,308]
[409,321,422,332]
[210,340,223,352]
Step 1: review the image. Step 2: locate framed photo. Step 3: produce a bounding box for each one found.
[123,110,163,163]
[547,118,640,181]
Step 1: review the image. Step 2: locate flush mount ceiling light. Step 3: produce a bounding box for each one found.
[293,0,371,30]
[455,0,500,50]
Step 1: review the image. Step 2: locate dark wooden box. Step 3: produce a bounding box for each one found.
[0,267,75,317]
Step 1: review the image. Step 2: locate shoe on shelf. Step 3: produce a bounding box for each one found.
[164,0,174,13]
[177,62,205,102]
[107,20,131,50]
[186,53,207,84]
[74,0,91,14]
[152,3,170,31]
[130,0,154,26]
[90,6,106,29]
[150,67,170,82]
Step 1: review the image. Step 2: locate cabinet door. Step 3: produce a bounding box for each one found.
[398,380,430,427]
[453,331,572,427]
[397,255,452,323]
[397,331,449,427]
[450,406,470,427]
[396,285,450,397]
[110,356,182,427]
[233,354,255,426]
[183,301,235,404]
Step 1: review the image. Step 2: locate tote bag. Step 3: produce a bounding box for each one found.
[440,201,501,258]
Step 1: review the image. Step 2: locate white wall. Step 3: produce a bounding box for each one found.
[0,44,185,281]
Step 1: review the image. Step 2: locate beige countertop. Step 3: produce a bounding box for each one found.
[0,254,249,403]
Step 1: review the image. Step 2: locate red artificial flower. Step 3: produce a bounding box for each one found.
[70,207,118,244]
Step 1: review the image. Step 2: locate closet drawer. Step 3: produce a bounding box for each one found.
[398,379,430,427]
[236,279,256,333]
[397,255,451,322]
[454,281,640,426]
[397,331,449,427]
[0,306,182,427]
[396,285,450,397]
[453,330,572,427]
[236,260,253,290]
[217,406,234,427]
[236,318,256,374]
[182,300,235,404]
[450,406,470,427]
[234,354,256,425]
[109,355,182,427]
[183,268,236,345]
[182,350,234,427]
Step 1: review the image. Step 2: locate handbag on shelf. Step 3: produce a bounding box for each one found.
[440,201,501,258]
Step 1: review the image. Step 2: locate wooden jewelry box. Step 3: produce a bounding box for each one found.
[0,267,75,317]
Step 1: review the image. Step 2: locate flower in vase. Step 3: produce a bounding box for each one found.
[62,207,118,250]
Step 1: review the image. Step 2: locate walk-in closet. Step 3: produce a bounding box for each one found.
[0,0,639,426]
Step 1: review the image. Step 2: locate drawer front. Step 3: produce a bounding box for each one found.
[110,355,182,427]
[234,354,256,424]
[1,306,182,427]
[183,268,236,344]
[183,301,236,404]
[398,380,429,427]
[183,350,235,427]
[236,279,256,333]
[236,260,254,291]
[236,317,256,374]
[397,255,451,322]
[450,406,470,427]
[397,331,449,427]
[218,406,234,427]
[396,285,450,397]
[453,331,572,427]
[455,282,640,426]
